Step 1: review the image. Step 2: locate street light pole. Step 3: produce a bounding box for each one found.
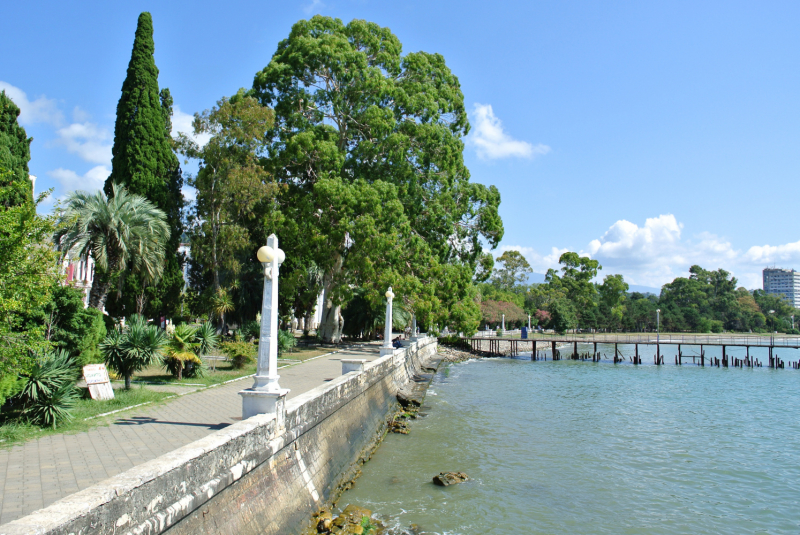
[239,234,289,421]
[380,287,395,356]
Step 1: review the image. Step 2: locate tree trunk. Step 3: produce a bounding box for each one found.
[176,361,183,380]
[125,373,132,390]
[319,254,344,343]
[88,276,111,311]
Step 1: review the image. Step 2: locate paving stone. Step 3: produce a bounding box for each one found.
[0,344,380,523]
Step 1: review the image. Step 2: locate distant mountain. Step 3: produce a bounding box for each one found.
[526,272,661,296]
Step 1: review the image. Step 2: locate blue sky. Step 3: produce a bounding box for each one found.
[3,0,800,290]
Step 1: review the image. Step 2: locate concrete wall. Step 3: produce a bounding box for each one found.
[0,337,437,535]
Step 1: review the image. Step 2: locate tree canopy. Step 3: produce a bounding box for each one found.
[103,12,184,318]
[0,91,33,208]
[250,16,503,340]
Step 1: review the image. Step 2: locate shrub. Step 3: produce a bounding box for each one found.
[0,374,22,407]
[19,350,79,429]
[221,341,256,369]
[100,315,166,389]
[278,329,297,356]
[242,320,260,342]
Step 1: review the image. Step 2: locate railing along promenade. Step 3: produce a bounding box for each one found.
[463,332,800,368]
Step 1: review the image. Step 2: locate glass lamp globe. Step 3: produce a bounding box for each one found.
[257,246,275,264]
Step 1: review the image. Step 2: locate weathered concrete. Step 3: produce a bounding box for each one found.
[0,338,437,535]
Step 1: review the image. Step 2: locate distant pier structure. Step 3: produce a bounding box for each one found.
[465,333,800,369]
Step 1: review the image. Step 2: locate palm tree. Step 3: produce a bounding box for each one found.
[164,322,219,379]
[100,314,166,389]
[54,184,170,310]
[210,288,234,332]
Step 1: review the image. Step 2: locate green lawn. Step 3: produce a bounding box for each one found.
[0,386,174,448]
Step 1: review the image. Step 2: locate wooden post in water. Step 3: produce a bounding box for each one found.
[678,344,682,365]
[722,345,727,367]
[701,346,704,366]
[551,341,556,361]
[635,344,639,362]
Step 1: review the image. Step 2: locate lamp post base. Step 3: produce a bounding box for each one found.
[380,346,395,357]
[239,388,290,422]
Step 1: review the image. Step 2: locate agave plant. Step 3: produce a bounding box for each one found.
[100,315,166,389]
[20,350,79,429]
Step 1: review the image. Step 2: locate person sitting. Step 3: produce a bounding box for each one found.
[392,336,403,349]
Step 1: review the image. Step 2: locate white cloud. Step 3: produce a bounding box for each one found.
[468,103,550,160]
[72,106,91,122]
[55,122,112,165]
[181,186,197,203]
[303,0,324,14]
[48,166,109,194]
[172,105,211,148]
[0,81,64,126]
[500,214,800,291]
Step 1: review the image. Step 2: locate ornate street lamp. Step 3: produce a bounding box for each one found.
[239,234,290,421]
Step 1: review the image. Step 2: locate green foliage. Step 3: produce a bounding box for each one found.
[103,12,184,318]
[491,251,532,290]
[54,184,170,311]
[549,298,578,333]
[241,320,260,341]
[29,284,107,367]
[220,340,255,369]
[19,350,79,429]
[251,16,503,341]
[0,374,22,407]
[0,188,59,377]
[176,91,276,303]
[277,329,296,356]
[0,91,33,208]
[100,314,166,389]
[162,322,217,379]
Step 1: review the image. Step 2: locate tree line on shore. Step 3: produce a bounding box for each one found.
[481,251,799,334]
[0,13,504,426]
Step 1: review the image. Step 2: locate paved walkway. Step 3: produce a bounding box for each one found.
[0,344,383,525]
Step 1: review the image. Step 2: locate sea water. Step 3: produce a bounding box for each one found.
[338,346,800,534]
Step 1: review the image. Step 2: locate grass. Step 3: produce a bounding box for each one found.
[130,360,257,387]
[0,386,174,448]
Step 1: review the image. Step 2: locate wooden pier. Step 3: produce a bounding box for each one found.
[464,333,800,369]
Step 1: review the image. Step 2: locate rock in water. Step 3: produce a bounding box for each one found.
[432,471,468,486]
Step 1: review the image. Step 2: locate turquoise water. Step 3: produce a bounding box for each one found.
[338,350,800,534]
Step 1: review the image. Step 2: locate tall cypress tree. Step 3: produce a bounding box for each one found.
[0,91,34,208]
[104,12,184,319]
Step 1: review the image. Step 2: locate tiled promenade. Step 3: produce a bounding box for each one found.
[0,344,383,525]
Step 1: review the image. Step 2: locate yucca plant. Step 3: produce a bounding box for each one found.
[164,323,219,379]
[19,350,79,429]
[100,315,166,389]
[278,329,297,356]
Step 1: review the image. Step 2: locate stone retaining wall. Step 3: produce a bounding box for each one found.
[0,338,437,535]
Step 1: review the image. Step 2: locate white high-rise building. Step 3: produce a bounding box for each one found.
[763,268,800,308]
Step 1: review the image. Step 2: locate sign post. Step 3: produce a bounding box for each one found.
[83,364,114,400]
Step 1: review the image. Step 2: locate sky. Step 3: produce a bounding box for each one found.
[2,0,800,291]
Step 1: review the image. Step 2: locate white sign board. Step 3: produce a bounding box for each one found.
[83,364,115,400]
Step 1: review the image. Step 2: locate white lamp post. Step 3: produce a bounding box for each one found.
[528,314,531,331]
[380,287,395,356]
[501,313,505,332]
[239,234,290,421]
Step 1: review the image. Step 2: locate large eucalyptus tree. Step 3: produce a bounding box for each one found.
[252,16,503,341]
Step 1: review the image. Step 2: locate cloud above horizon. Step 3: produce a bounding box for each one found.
[468,103,550,160]
[499,214,797,290]
[0,81,64,126]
